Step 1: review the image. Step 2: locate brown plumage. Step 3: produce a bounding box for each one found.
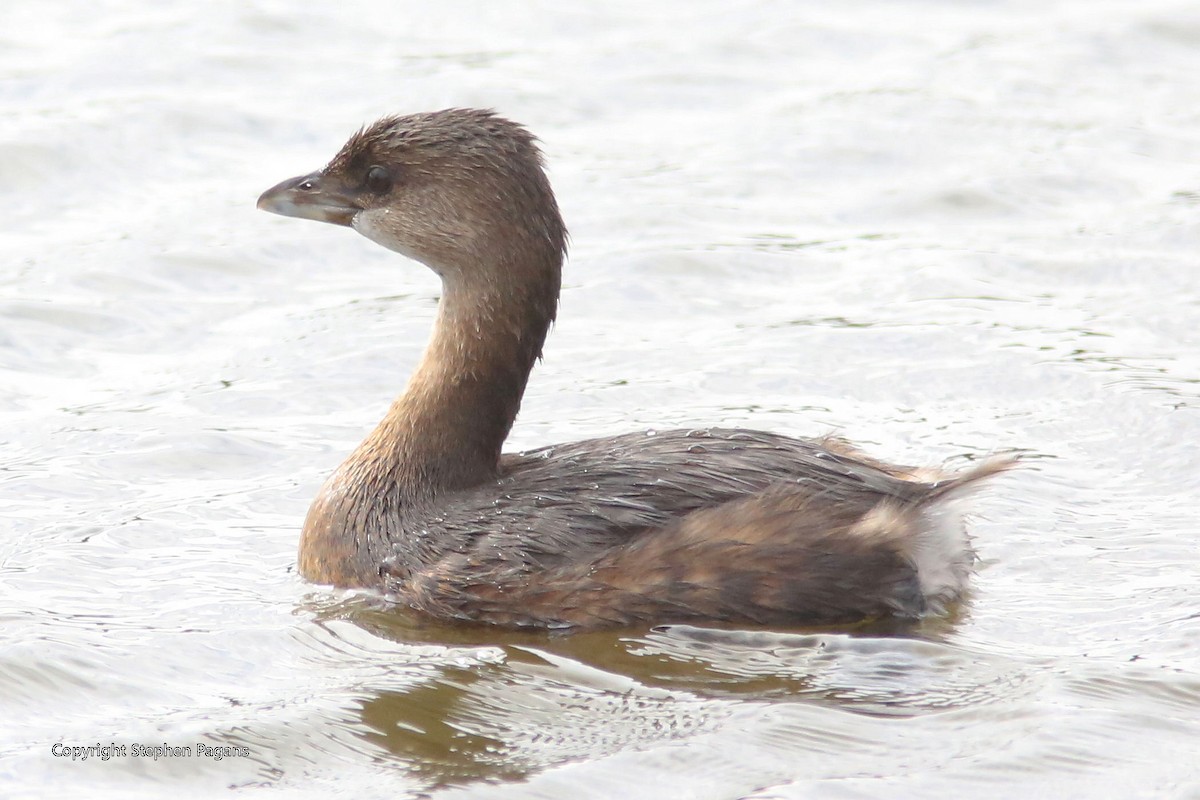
[257,108,1011,630]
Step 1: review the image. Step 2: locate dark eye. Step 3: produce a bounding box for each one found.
[364,165,392,193]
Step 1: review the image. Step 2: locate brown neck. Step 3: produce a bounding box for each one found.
[358,252,559,497]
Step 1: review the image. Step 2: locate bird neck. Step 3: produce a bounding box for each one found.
[359,254,560,497]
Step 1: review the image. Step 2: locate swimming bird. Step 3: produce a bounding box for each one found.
[257,108,1009,629]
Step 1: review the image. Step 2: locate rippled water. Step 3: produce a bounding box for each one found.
[3,1,1199,798]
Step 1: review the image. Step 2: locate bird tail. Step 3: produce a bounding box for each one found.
[908,455,1017,613]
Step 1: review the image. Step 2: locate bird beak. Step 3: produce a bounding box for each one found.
[257,171,360,227]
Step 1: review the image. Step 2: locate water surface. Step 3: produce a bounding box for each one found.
[2,2,1199,798]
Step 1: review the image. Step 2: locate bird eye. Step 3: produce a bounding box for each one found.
[365,166,392,193]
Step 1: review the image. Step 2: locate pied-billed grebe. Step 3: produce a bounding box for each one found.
[258,108,1009,630]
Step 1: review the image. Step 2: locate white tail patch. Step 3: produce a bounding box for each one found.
[850,502,973,614]
[909,456,1013,612]
[911,499,975,613]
